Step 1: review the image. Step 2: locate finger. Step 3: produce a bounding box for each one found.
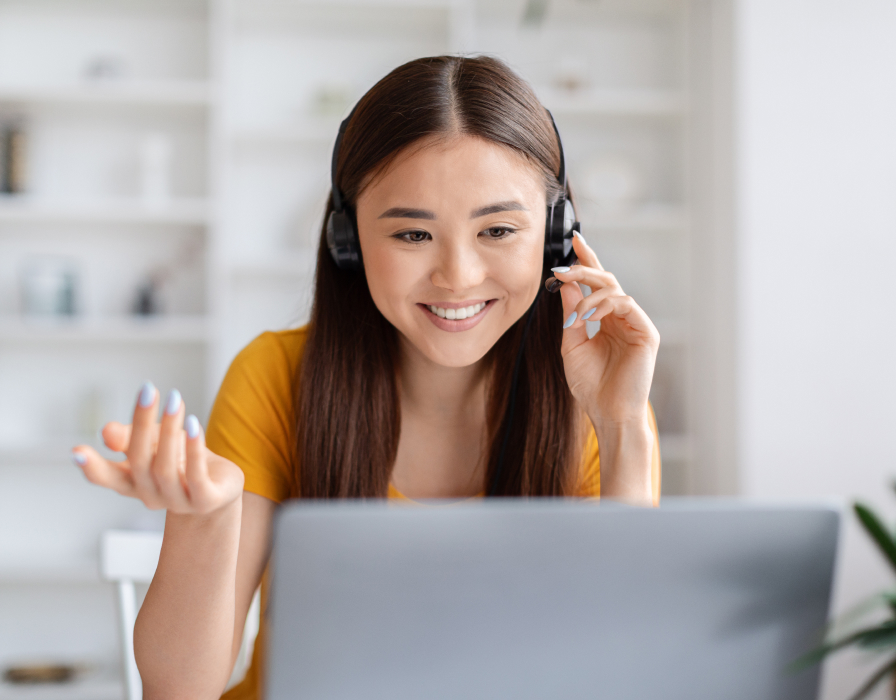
[152,389,191,511]
[587,295,660,342]
[550,264,622,294]
[183,415,214,513]
[101,422,131,452]
[72,446,135,498]
[571,230,604,271]
[102,422,161,461]
[126,382,164,504]
[559,273,589,350]
[566,285,623,329]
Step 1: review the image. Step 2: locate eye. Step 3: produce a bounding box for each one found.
[480,226,516,240]
[394,230,431,243]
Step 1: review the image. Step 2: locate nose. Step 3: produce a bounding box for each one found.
[430,237,487,293]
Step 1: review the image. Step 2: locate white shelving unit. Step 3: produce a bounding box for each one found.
[0,1,215,693]
[0,0,735,694]
[0,197,211,225]
[0,81,212,107]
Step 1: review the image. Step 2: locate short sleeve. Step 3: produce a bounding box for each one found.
[205,329,307,504]
[576,403,662,505]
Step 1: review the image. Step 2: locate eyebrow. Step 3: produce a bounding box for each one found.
[470,200,528,218]
[378,201,529,221]
[378,207,436,220]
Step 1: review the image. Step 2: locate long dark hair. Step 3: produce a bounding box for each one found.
[296,55,585,499]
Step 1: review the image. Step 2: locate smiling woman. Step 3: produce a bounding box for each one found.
[71,55,660,700]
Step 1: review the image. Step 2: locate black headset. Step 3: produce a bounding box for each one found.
[326,108,579,272]
[326,104,579,497]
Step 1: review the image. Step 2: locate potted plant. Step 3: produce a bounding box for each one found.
[795,496,896,699]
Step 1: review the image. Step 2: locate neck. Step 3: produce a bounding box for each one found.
[396,335,489,423]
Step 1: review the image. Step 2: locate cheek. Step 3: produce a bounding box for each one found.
[361,240,420,319]
[495,231,545,303]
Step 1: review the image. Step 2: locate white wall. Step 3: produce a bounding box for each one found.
[736,1,896,697]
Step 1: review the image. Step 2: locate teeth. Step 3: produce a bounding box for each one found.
[427,301,487,320]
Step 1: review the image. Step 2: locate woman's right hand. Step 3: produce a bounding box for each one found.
[72,382,245,515]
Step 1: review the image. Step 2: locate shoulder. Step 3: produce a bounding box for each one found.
[232,326,309,377]
[206,325,311,504]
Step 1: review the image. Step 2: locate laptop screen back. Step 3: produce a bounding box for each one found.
[267,500,839,700]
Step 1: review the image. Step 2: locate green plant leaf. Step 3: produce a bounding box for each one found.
[854,503,896,575]
[790,622,896,671]
[847,655,896,700]
[856,626,896,650]
[827,590,896,638]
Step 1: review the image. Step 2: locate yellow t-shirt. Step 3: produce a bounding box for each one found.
[208,327,661,700]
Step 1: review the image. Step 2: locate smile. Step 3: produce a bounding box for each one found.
[426,301,487,319]
[417,300,495,332]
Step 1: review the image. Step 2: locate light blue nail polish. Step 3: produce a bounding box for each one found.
[72,451,87,467]
[165,389,182,416]
[573,230,586,242]
[551,266,571,274]
[138,382,155,408]
[563,311,578,329]
[186,414,200,439]
[582,307,597,320]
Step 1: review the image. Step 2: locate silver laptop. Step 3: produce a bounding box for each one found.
[267,499,839,700]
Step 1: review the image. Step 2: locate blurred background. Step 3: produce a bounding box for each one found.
[0,0,893,698]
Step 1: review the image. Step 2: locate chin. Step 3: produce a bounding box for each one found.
[413,328,497,368]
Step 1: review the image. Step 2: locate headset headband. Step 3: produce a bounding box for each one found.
[547,110,567,192]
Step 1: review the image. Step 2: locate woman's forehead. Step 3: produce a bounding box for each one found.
[357,134,546,210]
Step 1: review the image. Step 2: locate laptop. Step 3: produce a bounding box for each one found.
[266,499,839,700]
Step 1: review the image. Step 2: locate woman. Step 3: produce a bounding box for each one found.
[72,55,661,700]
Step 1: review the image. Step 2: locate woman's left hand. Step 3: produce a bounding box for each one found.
[551,232,660,423]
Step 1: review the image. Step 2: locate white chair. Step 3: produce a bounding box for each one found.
[101,529,261,700]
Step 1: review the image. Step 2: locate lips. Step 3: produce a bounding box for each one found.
[418,299,495,333]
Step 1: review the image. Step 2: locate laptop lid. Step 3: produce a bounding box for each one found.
[267,499,839,700]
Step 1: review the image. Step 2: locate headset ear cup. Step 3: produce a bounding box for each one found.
[544,198,577,268]
[327,209,363,271]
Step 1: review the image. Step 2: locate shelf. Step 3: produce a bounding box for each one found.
[240,0,459,13]
[0,315,211,344]
[0,561,101,585]
[0,81,211,108]
[0,441,98,468]
[228,251,318,279]
[0,198,211,225]
[0,675,121,700]
[658,433,691,462]
[229,124,336,147]
[538,88,687,117]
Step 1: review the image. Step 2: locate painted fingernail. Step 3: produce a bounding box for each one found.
[185,414,200,439]
[72,451,87,467]
[582,307,597,320]
[138,382,156,408]
[551,266,571,274]
[563,311,578,329]
[165,389,182,416]
[573,230,586,242]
